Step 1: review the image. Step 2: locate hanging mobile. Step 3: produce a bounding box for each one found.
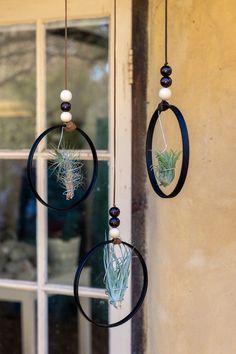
[146,0,189,198]
[73,0,148,328]
[27,0,98,211]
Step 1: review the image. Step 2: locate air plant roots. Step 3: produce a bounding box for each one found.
[49,148,84,200]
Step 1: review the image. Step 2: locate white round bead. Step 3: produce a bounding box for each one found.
[60,112,72,122]
[60,89,72,102]
[109,228,120,239]
[158,87,172,100]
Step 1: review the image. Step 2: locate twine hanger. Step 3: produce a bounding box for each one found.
[113,0,117,207]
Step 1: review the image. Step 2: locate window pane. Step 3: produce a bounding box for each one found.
[46,20,109,150]
[0,160,36,281]
[0,289,37,354]
[0,299,21,354]
[47,161,108,286]
[48,295,108,354]
[0,25,36,149]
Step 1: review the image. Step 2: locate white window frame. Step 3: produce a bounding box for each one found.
[0,1,132,353]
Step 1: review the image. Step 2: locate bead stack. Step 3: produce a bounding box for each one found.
[60,89,72,122]
[158,64,172,101]
[109,206,120,239]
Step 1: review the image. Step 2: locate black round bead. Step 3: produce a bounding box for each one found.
[160,76,172,88]
[109,207,120,217]
[160,65,172,77]
[109,217,120,227]
[61,102,71,111]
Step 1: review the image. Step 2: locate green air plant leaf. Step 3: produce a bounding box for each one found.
[103,236,132,309]
[153,149,181,187]
[49,148,84,200]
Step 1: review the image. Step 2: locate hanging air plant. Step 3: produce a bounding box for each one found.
[27,0,98,211]
[103,233,132,309]
[49,148,84,200]
[145,0,189,198]
[153,149,181,187]
[73,204,148,328]
[73,0,148,328]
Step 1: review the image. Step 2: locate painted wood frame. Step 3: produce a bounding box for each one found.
[0,0,132,353]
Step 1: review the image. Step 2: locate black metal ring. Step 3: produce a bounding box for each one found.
[27,124,98,211]
[146,102,189,198]
[73,240,148,328]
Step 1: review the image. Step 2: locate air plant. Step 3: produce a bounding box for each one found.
[153,149,181,187]
[103,236,132,309]
[49,148,84,200]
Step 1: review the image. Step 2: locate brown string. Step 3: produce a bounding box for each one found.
[165,0,168,65]
[64,0,68,89]
[113,0,117,207]
[112,237,122,245]
[65,121,76,132]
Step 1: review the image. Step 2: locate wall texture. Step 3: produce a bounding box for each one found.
[146,1,236,354]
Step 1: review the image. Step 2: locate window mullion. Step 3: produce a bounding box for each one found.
[109,1,132,353]
[36,19,48,354]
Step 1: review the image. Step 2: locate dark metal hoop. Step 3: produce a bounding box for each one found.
[73,240,148,328]
[146,101,189,198]
[27,124,98,211]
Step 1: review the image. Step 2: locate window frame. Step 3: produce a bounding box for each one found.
[0,1,132,354]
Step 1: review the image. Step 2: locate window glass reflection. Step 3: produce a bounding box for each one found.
[49,295,108,354]
[0,299,22,354]
[48,161,108,286]
[0,25,36,149]
[0,290,36,354]
[46,20,109,150]
[0,160,36,280]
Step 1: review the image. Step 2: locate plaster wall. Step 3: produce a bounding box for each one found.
[146,1,236,354]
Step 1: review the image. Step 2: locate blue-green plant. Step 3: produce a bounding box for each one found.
[153,149,181,187]
[49,148,84,200]
[103,236,132,309]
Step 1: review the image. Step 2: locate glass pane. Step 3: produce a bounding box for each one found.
[46,19,109,150]
[0,299,21,354]
[48,295,108,354]
[48,161,108,285]
[0,25,36,149]
[0,160,36,281]
[0,289,37,354]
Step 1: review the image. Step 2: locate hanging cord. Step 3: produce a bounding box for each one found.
[158,112,168,153]
[57,127,64,149]
[112,0,117,207]
[164,0,168,65]
[159,0,168,151]
[64,0,68,89]
[58,0,69,145]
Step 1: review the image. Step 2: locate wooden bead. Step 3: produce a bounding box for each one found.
[60,112,72,122]
[109,207,120,217]
[109,228,120,238]
[61,102,71,111]
[60,90,72,102]
[160,76,172,88]
[109,217,120,227]
[160,65,172,77]
[158,87,172,100]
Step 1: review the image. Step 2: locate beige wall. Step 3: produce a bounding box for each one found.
[146,1,236,354]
